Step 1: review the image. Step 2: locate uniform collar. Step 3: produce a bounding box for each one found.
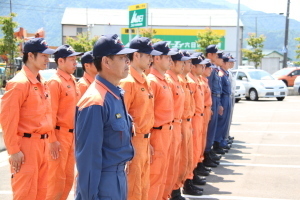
[96,74,122,99]
[83,72,95,84]
[129,66,146,84]
[21,65,40,84]
[150,67,165,80]
[188,72,199,84]
[57,68,72,81]
[166,70,179,82]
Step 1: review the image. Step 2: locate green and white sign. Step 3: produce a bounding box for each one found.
[128,3,147,28]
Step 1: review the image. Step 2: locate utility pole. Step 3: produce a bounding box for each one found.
[235,0,241,67]
[283,0,290,68]
[10,0,12,13]
[255,17,257,36]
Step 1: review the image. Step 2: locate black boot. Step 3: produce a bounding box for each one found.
[203,151,218,167]
[170,188,186,200]
[213,142,226,154]
[193,175,206,185]
[182,179,203,195]
[228,136,234,140]
[194,164,210,176]
[198,162,212,172]
[209,150,222,161]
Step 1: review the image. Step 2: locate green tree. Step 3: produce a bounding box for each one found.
[0,13,19,79]
[242,33,266,69]
[195,28,222,53]
[295,37,300,65]
[139,28,162,43]
[66,32,99,52]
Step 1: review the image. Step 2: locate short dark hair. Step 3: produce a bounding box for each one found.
[54,57,66,65]
[81,62,93,72]
[22,52,38,64]
[128,53,134,62]
[94,55,115,72]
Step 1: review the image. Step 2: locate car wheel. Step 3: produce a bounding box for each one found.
[249,89,259,101]
[276,97,285,101]
[282,80,288,87]
[235,98,240,103]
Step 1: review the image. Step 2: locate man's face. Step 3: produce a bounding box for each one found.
[107,54,130,80]
[159,55,172,71]
[207,53,218,62]
[85,62,98,76]
[183,60,192,74]
[59,56,77,74]
[33,53,50,70]
[203,67,212,77]
[138,53,153,71]
[214,57,224,67]
[173,60,185,75]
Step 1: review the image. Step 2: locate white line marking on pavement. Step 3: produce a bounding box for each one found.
[230,130,300,134]
[233,143,300,147]
[220,162,300,168]
[182,194,288,200]
[0,191,12,194]
[232,122,300,125]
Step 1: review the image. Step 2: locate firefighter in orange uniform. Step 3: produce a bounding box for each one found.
[163,48,190,199]
[147,41,177,200]
[0,38,55,200]
[77,51,97,96]
[119,37,162,200]
[46,45,83,200]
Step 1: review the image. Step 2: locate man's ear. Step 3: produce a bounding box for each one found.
[102,56,110,69]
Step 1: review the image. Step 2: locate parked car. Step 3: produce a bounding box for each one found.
[232,69,287,101]
[235,81,246,103]
[293,76,300,95]
[272,67,300,87]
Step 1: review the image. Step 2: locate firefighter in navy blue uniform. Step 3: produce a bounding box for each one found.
[75,34,137,200]
[214,55,234,151]
[203,45,224,168]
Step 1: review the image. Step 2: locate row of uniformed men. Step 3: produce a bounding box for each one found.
[0,34,235,200]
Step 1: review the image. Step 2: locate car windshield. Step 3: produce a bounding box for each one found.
[248,71,274,80]
[273,68,294,76]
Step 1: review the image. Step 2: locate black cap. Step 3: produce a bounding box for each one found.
[225,53,236,62]
[130,37,162,56]
[153,41,177,56]
[191,52,205,60]
[81,51,94,66]
[23,38,55,54]
[93,34,137,58]
[171,48,190,61]
[218,52,224,59]
[204,59,212,67]
[206,45,223,54]
[54,45,83,59]
[182,50,197,59]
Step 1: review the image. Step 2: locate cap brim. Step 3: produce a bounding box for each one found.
[141,49,163,56]
[180,56,191,61]
[228,59,236,62]
[40,48,56,55]
[200,60,210,65]
[116,48,137,55]
[217,50,223,54]
[68,52,84,57]
[167,50,178,56]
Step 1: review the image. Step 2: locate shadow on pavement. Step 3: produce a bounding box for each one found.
[212,165,243,176]
[202,184,232,195]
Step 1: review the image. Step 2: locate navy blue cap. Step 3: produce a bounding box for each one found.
[93,34,137,58]
[130,37,162,56]
[54,45,83,59]
[192,56,203,65]
[206,45,223,54]
[204,59,212,67]
[225,53,236,62]
[171,48,190,61]
[182,51,197,59]
[23,38,55,54]
[218,52,224,59]
[153,41,177,56]
[191,52,205,60]
[81,51,94,66]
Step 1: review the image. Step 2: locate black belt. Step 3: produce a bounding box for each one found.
[23,133,48,139]
[212,93,221,97]
[144,133,150,138]
[153,126,172,130]
[55,126,74,133]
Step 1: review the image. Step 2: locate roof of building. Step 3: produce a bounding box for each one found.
[61,8,243,27]
[263,50,292,61]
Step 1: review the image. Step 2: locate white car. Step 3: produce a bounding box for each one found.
[235,81,246,103]
[294,76,300,95]
[232,69,287,101]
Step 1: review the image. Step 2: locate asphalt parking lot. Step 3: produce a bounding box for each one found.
[0,96,300,200]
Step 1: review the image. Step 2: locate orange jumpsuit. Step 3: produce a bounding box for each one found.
[186,72,204,179]
[175,74,195,188]
[147,68,174,200]
[46,68,80,200]
[119,66,154,200]
[77,72,94,97]
[0,66,53,200]
[163,70,185,199]
[200,76,212,162]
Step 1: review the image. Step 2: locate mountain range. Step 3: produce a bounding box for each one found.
[0,0,299,61]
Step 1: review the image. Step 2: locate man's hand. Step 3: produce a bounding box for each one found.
[10,151,24,173]
[49,141,61,160]
[218,106,224,116]
[150,144,154,164]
